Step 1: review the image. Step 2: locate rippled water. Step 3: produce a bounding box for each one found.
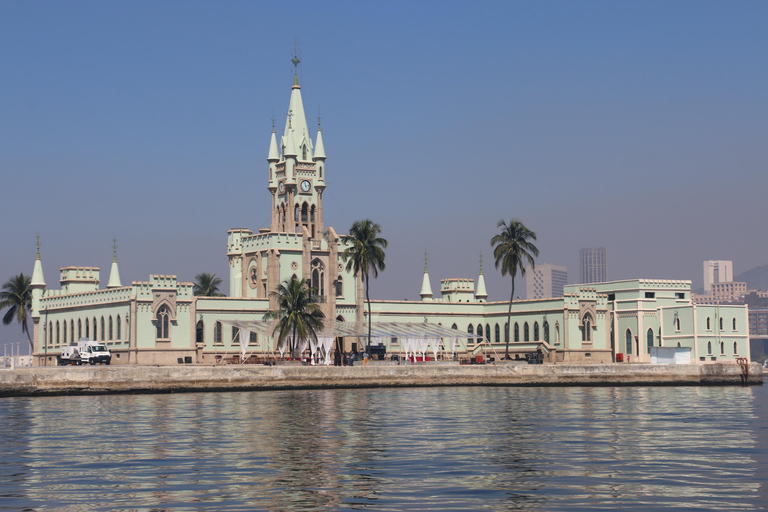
[1,384,767,511]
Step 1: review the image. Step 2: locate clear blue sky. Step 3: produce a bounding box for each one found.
[2,1,767,348]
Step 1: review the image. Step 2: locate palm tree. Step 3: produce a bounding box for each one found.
[341,219,388,353]
[0,274,33,349]
[491,219,539,359]
[193,273,225,297]
[263,276,325,359]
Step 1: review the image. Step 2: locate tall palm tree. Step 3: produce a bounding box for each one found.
[193,273,225,297]
[491,219,539,359]
[341,219,387,353]
[263,276,325,359]
[0,273,33,349]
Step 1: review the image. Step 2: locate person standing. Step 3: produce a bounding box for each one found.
[363,351,369,366]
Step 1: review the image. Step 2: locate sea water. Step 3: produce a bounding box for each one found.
[1,384,766,511]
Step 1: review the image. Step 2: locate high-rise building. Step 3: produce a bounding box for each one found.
[703,260,733,293]
[526,264,568,300]
[580,248,607,284]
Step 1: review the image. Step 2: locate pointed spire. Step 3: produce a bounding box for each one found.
[268,122,279,162]
[314,118,326,161]
[282,54,313,161]
[31,234,45,287]
[420,251,433,301]
[475,254,488,301]
[107,237,122,288]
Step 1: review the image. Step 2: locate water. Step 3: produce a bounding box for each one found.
[1,385,767,511]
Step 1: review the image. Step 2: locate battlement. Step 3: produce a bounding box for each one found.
[60,266,101,294]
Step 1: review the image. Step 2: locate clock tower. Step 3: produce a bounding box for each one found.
[268,55,326,238]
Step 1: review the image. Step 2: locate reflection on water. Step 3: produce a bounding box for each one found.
[1,385,767,511]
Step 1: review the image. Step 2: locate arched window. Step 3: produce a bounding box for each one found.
[215,321,222,345]
[495,324,500,344]
[56,321,60,344]
[467,324,474,345]
[48,321,52,345]
[156,305,170,340]
[524,322,529,342]
[647,328,654,354]
[79,319,83,339]
[720,341,725,355]
[477,324,483,342]
[302,145,307,160]
[85,318,89,339]
[311,259,325,297]
[514,323,520,342]
[534,322,539,341]
[504,323,509,344]
[71,320,75,343]
[62,321,66,345]
[707,341,712,355]
[675,317,681,331]
[109,316,113,341]
[301,202,309,225]
[543,321,550,343]
[196,320,204,344]
[625,329,632,355]
[719,317,723,330]
[335,276,343,297]
[677,342,681,347]
[93,317,97,340]
[485,323,491,342]
[734,341,738,354]
[581,317,591,342]
[732,318,737,330]
[116,315,121,340]
[706,317,711,330]
[100,317,105,341]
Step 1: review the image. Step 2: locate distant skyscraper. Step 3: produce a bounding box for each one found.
[526,264,568,299]
[703,260,733,293]
[580,247,607,284]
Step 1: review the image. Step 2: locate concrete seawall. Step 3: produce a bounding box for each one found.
[0,362,762,396]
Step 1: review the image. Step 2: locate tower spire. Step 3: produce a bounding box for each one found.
[107,237,122,288]
[420,250,433,301]
[475,253,488,301]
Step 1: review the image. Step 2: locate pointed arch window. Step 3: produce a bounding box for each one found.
[581,316,592,342]
[647,328,654,354]
[311,259,325,298]
[534,322,539,341]
[707,341,712,354]
[625,329,632,355]
[335,276,343,297]
[109,316,114,341]
[100,317,105,341]
[477,324,483,342]
[706,317,711,330]
[71,320,75,343]
[734,341,738,355]
[719,317,724,330]
[495,324,500,344]
[214,321,223,345]
[156,305,170,340]
[85,318,90,339]
[675,316,681,332]
[467,324,474,345]
[62,321,67,345]
[524,322,530,342]
[302,145,307,160]
[79,319,83,339]
[543,321,550,343]
[504,323,509,344]
[93,317,98,341]
[514,323,520,342]
[196,320,204,344]
[485,323,491,342]
[56,321,60,345]
[732,317,737,331]
[47,321,52,345]
[720,341,725,354]
[116,315,121,341]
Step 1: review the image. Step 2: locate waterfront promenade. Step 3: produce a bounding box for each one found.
[0,362,761,396]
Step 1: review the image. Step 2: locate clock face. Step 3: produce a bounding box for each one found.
[278,181,285,193]
[301,180,311,192]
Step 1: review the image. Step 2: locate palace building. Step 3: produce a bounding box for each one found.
[28,62,751,366]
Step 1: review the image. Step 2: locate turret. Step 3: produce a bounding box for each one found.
[475,255,488,302]
[420,252,433,301]
[107,238,122,288]
[30,237,46,318]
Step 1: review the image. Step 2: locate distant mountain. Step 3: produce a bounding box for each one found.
[735,265,768,291]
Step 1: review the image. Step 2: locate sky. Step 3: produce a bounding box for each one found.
[1,0,767,349]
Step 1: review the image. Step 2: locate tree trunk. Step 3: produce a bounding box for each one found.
[505,276,515,359]
[365,276,372,353]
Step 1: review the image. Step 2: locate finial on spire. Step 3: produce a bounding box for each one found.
[424,251,429,272]
[35,233,41,259]
[479,254,484,274]
[272,109,275,133]
[291,39,301,86]
[112,236,118,263]
[317,110,321,130]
